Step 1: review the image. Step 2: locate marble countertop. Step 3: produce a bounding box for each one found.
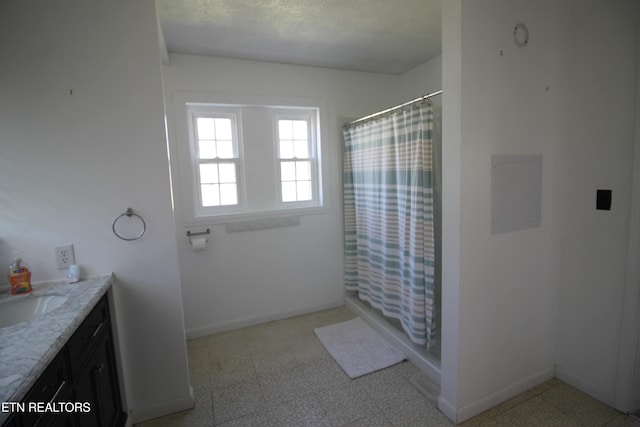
[0,274,113,419]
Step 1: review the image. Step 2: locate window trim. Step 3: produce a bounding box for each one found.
[186,105,246,218]
[273,109,322,210]
[171,92,330,226]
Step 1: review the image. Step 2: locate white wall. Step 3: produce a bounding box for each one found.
[627,32,640,411]
[555,0,640,406]
[440,0,640,422]
[456,0,562,419]
[400,54,443,101]
[442,0,561,421]
[0,0,192,422]
[439,0,463,421]
[162,54,402,336]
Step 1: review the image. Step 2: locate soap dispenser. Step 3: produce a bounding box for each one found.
[8,258,32,295]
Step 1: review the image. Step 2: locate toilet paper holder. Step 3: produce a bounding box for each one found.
[187,228,210,245]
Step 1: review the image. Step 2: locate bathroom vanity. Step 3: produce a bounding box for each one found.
[0,276,126,427]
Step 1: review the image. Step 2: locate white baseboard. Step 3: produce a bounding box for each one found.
[555,366,615,409]
[438,395,458,423]
[129,387,195,424]
[185,299,345,339]
[456,366,555,423]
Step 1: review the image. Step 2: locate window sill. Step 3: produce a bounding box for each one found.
[185,204,328,228]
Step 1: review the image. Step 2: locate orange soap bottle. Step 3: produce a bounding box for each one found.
[8,258,32,295]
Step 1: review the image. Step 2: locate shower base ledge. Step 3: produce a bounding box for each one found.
[344,294,441,386]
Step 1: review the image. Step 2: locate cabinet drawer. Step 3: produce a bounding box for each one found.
[66,296,110,378]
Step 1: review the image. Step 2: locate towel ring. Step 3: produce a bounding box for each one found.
[112,208,146,241]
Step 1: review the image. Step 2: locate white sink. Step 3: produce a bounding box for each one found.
[0,294,68,328]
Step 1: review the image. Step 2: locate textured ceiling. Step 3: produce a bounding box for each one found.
[156,0,441,75]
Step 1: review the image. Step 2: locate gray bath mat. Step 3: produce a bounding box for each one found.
[314,317,405,378]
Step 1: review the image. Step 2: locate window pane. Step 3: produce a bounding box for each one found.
[296,161,310,180]
[219,183,238,205]
[296,181,312,201]
[217,140,234,159]
[198,140,217,159]
[294,140,309,158]
[279,140,294,159]
[199,164,219,184]
[191,107,320,213]
[281,182,297,202]
[292,120,307,140]
[281,161,296,181]
[196,117,215,139]
[214,118,232,140]
[218,163,236,183]
[279,120,292,140]
[201,184,220,206]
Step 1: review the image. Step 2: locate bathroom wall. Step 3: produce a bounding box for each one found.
[441,0,562,421]
[162,54,404,336]
[453,0,563,420]
[440,0,640,422]
[440,0,463,420]
[0,0,192,422]
[554,0,640,407]
[400,54,443,101]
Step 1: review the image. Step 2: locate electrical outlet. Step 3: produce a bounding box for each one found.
[55,245,75,270]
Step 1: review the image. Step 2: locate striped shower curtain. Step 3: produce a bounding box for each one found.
[343,103,436,348]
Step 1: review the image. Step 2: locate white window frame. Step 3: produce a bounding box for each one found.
[186,104,246,218]
[172,93,329,225]
[273,109,322,210]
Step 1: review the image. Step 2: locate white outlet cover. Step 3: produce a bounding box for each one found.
[55,245,75,270]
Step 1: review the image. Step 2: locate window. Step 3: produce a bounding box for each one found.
[187,106,243,217]
[178,97,325,223]
[276,116,314,203]
[194,116,239,207]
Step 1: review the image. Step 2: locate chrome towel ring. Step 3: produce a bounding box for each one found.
[112,208,146,241]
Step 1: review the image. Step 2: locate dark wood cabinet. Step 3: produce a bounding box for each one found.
[1,415,20,427]
[4,294,125,427]
[66,295,125,427]
[73,330,125,427]
[19,350,74,427]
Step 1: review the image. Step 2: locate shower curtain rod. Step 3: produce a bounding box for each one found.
[345,89,443,127]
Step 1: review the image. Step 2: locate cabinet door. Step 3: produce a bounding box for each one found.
[1,414,20,427]
[20,350,74,427]
[67,297,109,380]
[73,360,100,427]
[74,332,125,427]
[47,412,75,427]
[92,331,125,427]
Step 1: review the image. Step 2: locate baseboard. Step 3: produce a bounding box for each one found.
[438,395,458,423]
[555,366,615,409]
[185,299,344,339]
[456,365,555,423]
[129,386,195,424]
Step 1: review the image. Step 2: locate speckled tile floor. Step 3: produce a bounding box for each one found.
[135,307,640,427]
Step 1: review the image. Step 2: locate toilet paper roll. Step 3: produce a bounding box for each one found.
[191,236,207,251]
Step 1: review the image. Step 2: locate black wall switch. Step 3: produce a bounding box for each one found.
[596,189,612,210]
